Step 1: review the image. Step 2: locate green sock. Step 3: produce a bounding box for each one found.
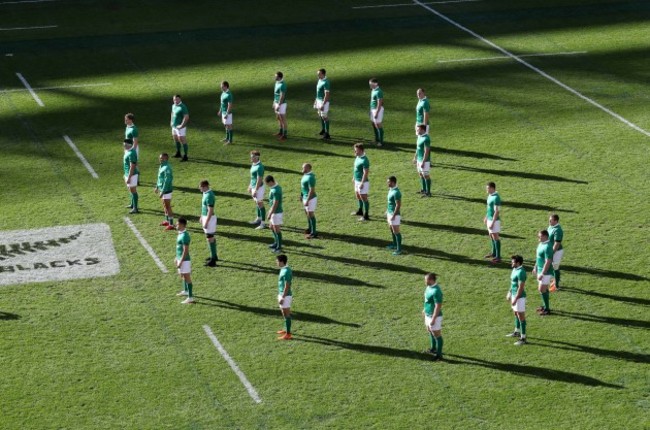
[307,217,313,231]
[491,239,497,256]
[278,127,282,134]
[183,280,188,292]
[272,231,278,246]
[228,130,233,142]
[435,336,443,356]
[420,177,426,192]
[542,291,550,310]
[169,216,174,225]
[182,143,188,156]
[132,193,138,210]
[187,283,193,298]
[391,232,396,247]
[311,217,317,235]
[175,140,181,152]
[282,128,287,137]
[373,127,379,141]
[555,270,561,286]
[429,333,436,351]
[515,316,521,331]
[378,128,384,143]
[520,320,527,336]
[209,241,217,259]
[320,118,325,132]
[495,240,501,258]
[285,316,292,334]
[357,199,363,211]
[395,233,402,252]
[324,120,329,133]
[277,232,283,249]
[260,207,266,221]
[362,200,369,216]
[425,178,431,193]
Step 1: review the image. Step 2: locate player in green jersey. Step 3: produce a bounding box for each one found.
[265,175,284,252]
[422,273,443,360]
[368,78,384,147]
[124,113,139,157]
[351,143,370,221]
[548,213,565,290]
[174,218,194,304]
[199,180,218,267]
[386,176,403,256]
[218,81,234,145]
[415,88,430,135]
[273,71,288,141]
[412,125,432,197]
[314,68,331,140]
[248,150,267,229]
[506,255,528,345]
[154,153,174,230]
[300,163,318,239]
[170,94,190,161]
[276,254,293,340]
[123,138,139,214]
[483,181,502,263]
[534,230,554,316]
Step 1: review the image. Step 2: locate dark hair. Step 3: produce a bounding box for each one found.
[125,113,135,121]
[539,230,549,238]
[511,255,524,265]
[200,179,209,187]
[174,94,181,99]
[277,254,288,264]
[303,163,312,170]
[354,143,364,151]
[250,150,260,157]
[178,217,187,225]
[550,213,559,222]
[275,71,283,79]
[426,273,437,282]
[487,181,496,189]
[160,153,169,159]
[388,176,397,184]
[264,175,275,184]
[318,68,326,75]
[369,78,378,84]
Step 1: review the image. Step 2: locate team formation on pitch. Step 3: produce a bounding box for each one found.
[120,69,566,358]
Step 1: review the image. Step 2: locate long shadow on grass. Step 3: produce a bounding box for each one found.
[445,354,623,389]
[220,261,384,289]
[191,158,300,176]
[559,265,649,282]
[173,185,250,201]
[400,220,524,239]
[294,250,428,275]
[218,231,323,250]
[433,147,517,161]
[194,297,360,327]
[433,162,589,184]
[296,334,434,361]
[562,286,650,306]
[435,193,577,213]
[533,338,650,364]
[552,310,650,329]
[0,311,20,320]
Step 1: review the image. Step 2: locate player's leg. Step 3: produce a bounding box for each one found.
[172,129,181,158]
[179,133,188,161]
[181,272,194,303]
[392,223,402,255]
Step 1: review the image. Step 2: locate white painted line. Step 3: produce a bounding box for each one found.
[0,25,57,30]
[438,51,588,63]
[0,0,56,4]
[123,217,169,273]
[3,82,113,93]
[413,0,650,138]
[203,325,262,404]
[63,135,99,179]
[15,73,44,107]
[353,0,479,9]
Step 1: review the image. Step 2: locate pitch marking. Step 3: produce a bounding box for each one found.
[62,135,99,179]
[0,25,56,30]
[438,51,588,63]
[3,82,113,93]
[0,0,56,4]
[353,0,480,9]
[15,73,44,106]
[123,217,168,273]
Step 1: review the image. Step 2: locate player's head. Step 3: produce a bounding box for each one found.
[549,213,559,225]
[417,88,425,99]
[511,255,524,268]
[486,181,496,194]
[124,113,135,124]
[425,272,437,285]
[537,230,549,242]
[302,163,312,174]
[369,78,378,88]
[250,150,260,162]
[199,179,210,192]
[177,217,187,229]
[387,176,397,188]
[221,81,229,91]
[353,143,364,156]
[275,71,283,81]
[173,94,182,104]
[276,254,288,267]
[264,175,276,186]
[417,124,427,135]
[159,153,169,163]
[123,138,134,149]
[317,68,326,78]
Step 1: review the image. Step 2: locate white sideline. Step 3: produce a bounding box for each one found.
[0,0,56,4]
[353,0,479,9]
[16,72,44,106]
[123,217,169,273]
[412,0,650,138]
[3,82,113,92]
[203,325,263,404]
[62,135,99,179]
[0,25,57,30]
[438,51,588,63]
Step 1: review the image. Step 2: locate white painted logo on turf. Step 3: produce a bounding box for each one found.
[0,223,120,286]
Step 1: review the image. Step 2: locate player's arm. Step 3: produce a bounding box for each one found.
[127,161,136,182]
[513,279,525,304]
[178,113,189,128]
[278,90,285,105]
[132,136,139,148]
[490,206,499,228]
[254,176,263,192]
[204,206,214,227]
[226,101,232,116]
[178,244,189,266]
[323,89,330,104]
[423,109,429,126]
[268,199,278,219]
[431,302,441,322]
[553,237,562,252]
[422,146,430,168]
[306,183,315,202]
[392,199,401,220]
[361,167,369,184]
[375,97,383,117]
[540,257,552,278]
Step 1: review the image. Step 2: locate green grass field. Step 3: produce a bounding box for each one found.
[1,0,648,428]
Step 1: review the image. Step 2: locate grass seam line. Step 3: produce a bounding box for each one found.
[353,0,480,9]
[202,324,263,404]
[438,51,588,63]
[412,0,650,138]
[123,217,169,273]
[0,0,56,4]
[2,82,112,93]
[15,72,44,106]
[0,25,57,30]
[62,135,99,179]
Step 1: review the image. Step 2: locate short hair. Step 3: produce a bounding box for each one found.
[511,255,524,265]
[426,273,437,282]
[160,152,169,159]
[354,143,364,151]
[125,113,135,121]
[178,217,187,226]
[123,138,133,146]
[264,175,275,184]
[487,181,496,189]
[276,254,288,265]
[250,150,260,157]
[369,78,378,84]
[417,124,426,130]
[388,176,397,184]
[318,68,326,75]
[174,94,181,99]
[275,71,283,79]
[417,88,425,93]
[550,213,559,222]
[303,163,312,170]
[221,81,229,88]
[200,179,210,187]
[539,229,549,238]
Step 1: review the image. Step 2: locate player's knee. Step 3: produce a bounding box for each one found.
[205,234,214,239]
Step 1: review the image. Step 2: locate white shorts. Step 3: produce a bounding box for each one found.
[177,260,191,274]
[273,102,287,115]
[201,215,217,234]
[125,174,138,188]
[303,197,317,212]
[270,213,283,226]
[161,192,172,200]
[221,113,232,126]
[278,294,293,309]
[354,180,369,195]
[552,249,564,270]
[315,100,330,115]
[538,274,552,285]
[370,107,384,124]
[487,220,501,234]
[172,126,187,137]
[511,297,526,312]
[416,162,431,175]
[387,214,401,226]
[415,124,430,135]
[251,186,265,202]
[425,315,443,331]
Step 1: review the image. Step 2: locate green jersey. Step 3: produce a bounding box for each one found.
[278,266,293,296]
[387,187,402,215]
[269,184,283,214]
[171,102,189,127]
[416,97,430,125]
[548,224,564,250]
[123,149,139,176]
[486,192,501,221]
[176,230,191,261]
[416,134,431,162]
[353,155,370,182]
[201,189,215,217]
[301,172,317,200]
[125,124,138,140]
[220,90,233,115]
[156,161,173,194]
[316,78,330,101]
[423,284,443,317]
[536,241,554,276]
[370,87,383,109]
[274,80,287,103]
[510,266,527,298]
[250,162,265,188]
